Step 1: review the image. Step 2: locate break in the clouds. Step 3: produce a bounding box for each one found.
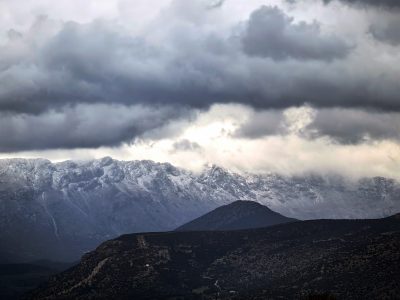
[0,0,399,179]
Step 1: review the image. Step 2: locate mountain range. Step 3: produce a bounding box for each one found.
[0,157,399,262]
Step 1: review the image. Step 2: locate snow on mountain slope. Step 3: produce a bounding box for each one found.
[0,157,399,262]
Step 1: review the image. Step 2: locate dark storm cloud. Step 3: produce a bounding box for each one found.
[1,3,400,151]
[2,15,399,117]
[0,104,182,151]
[241,6,350,61]
[0,7,399,117]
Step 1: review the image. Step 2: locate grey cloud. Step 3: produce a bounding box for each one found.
[0,104,182,151]
[308,109,400,144]
[287,0,400,9]
[0,18,233,114]
[241,6,350,61]
[1,2,400,151]
[234,110,285,138]
[369,19,400,46]
[322,0,400,9]
[0,7,398,117]
[172,139,202,152]
[236,107,400,144]
[7,29,23,40]
[205,0,225,9]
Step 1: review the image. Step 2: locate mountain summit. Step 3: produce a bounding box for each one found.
[176,200,297,231]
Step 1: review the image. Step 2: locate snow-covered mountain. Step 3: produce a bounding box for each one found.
[0,157,399,262]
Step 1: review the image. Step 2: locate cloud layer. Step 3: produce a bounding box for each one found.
[1,2,399,116]
[0,0,399,181]
[0,104,183,151]
[235,106,400,144]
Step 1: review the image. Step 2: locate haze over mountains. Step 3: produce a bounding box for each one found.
[1,157,399,262]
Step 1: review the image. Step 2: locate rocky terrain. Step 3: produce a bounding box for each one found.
[176,200,297,231]
[26,214,400,299]
[0,157,399,262]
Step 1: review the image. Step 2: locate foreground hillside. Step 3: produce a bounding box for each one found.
[27,214,400,300]
[1,157,399,262]
[176,200,297,231]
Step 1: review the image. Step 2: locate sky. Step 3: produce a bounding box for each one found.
[0,0,399,179]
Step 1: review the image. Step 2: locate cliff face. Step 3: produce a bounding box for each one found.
[26,215,400,300]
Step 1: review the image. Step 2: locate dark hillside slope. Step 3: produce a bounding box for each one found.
[176,200,297,231]
[27,215,400,300]
[0,261,73,300]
